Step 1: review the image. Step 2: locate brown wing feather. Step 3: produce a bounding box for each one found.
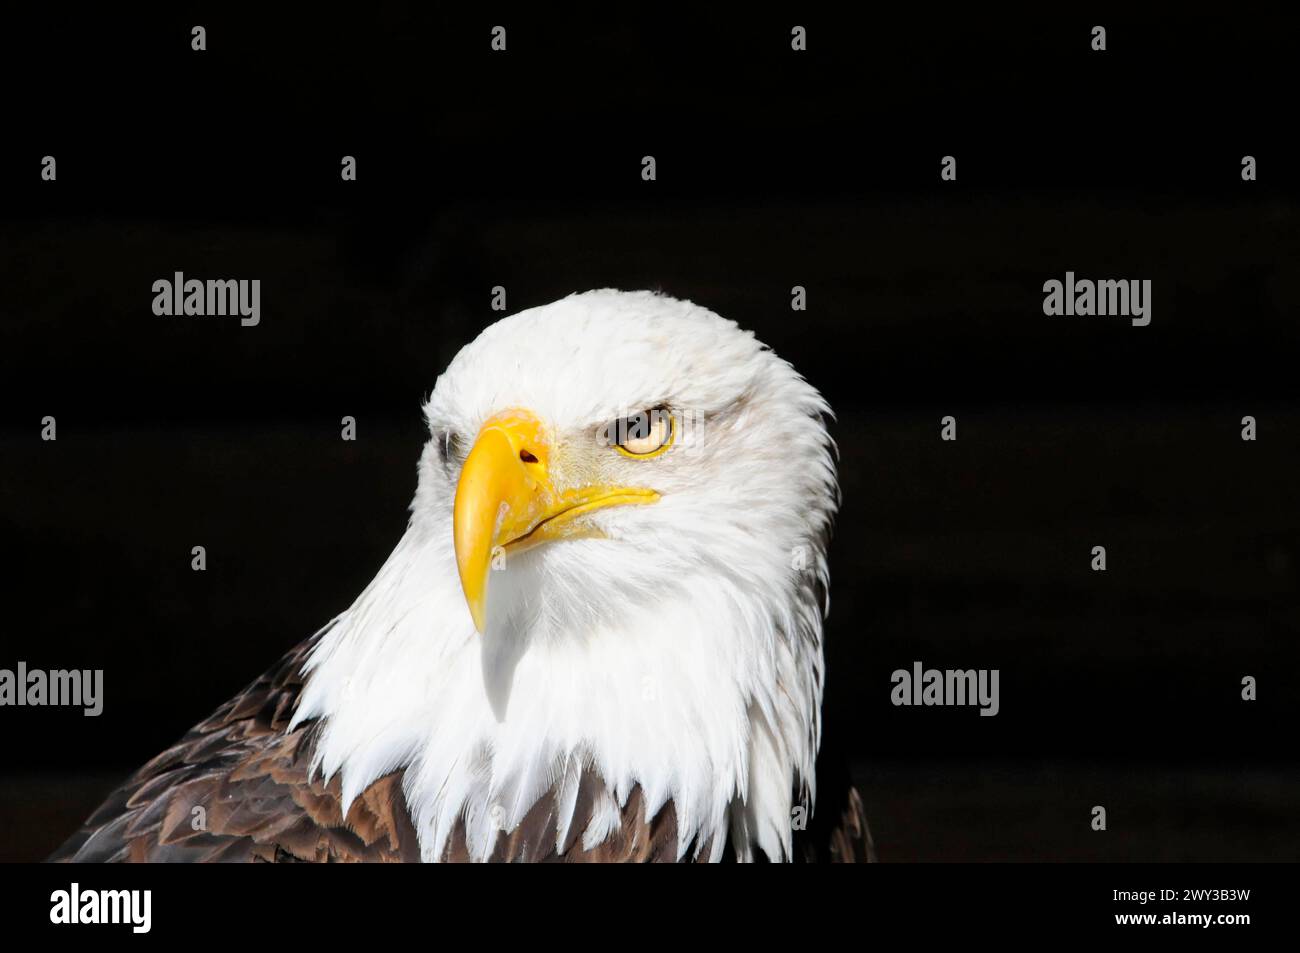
[460,784,690,863]
[821,786,878,862]
[792,745,879,863]
[49,632,420,863]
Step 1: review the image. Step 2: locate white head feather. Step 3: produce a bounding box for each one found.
[290,289,838,861]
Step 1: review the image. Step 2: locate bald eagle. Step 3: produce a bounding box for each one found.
[52,290,873,863]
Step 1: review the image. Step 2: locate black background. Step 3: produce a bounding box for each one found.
[1,12,1297,862]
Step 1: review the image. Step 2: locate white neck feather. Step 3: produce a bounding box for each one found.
[289,511,825,862]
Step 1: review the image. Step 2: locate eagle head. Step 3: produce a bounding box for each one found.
[294,289,839,862]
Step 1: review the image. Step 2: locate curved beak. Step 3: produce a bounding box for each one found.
[452,408,658,632]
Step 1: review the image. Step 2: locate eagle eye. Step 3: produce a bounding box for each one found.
[609,408,674,458]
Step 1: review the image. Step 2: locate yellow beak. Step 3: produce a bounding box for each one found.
[453,408,659,632]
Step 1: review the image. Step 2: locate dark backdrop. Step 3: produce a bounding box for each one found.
[2,12,1297,862]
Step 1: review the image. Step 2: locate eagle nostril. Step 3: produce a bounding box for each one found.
[519,449,539,464]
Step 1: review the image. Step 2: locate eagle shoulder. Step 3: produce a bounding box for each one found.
[49,634,420,863]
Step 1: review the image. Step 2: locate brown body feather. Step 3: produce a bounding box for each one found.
[50,637,874,863]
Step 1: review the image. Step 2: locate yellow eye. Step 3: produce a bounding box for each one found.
[611,409,675,458]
